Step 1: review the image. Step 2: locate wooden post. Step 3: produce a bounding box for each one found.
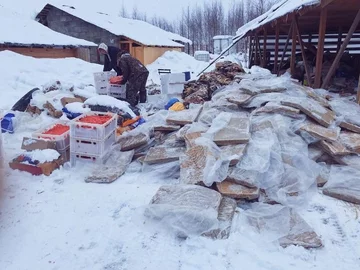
[294,17,312,87]
[277,23,293,76]
[291,16,297,76]
[255,34,259,65]
[262,29,267,68]
[337,27,342,53]
[357,73,360,104]
[249,36,254,67]
[274,23,280,74]
[257,35,262,66]
[322,9,360,89]
[314,7,328,88]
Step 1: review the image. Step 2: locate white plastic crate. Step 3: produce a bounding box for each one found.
[32,120,70,150]
[70,150,111,167]
[93,71,116,95]
[160,73,187,96]
[70,130,115,156]
[107,84,126,99]
[70,112,117,141]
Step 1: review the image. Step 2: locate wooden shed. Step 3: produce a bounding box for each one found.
[36,4,192,65]
[205,0,360,97]
[0,6,95,61]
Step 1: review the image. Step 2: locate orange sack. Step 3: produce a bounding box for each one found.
[109,76,123,84]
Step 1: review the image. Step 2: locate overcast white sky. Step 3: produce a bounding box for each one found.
[1,0,234,20]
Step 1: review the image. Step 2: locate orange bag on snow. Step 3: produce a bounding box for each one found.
[109,76,123,84]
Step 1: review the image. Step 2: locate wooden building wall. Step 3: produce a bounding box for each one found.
[120,38,182,65]
[143,47,181,65]
[0,46,91,62]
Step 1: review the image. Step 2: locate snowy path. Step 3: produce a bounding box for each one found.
[1,151,360,270]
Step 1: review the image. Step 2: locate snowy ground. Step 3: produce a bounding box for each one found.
[0,52,360,270]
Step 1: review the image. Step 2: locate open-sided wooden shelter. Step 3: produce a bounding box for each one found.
[235,0,360,90]
[202,0,360,101]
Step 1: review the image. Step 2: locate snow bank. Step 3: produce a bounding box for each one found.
[146,51,208,85]
[0,51,102,110]
[146,51,245,86]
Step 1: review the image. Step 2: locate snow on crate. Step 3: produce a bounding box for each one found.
[65,102,91,114]
[22,149,60,164]
[84,95,136,118]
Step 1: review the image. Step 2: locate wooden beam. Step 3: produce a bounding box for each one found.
[262,29,267,67]
[257,35,262,66]
[249,36,254,67]
[321,0,337,8]
[314,7,328,88]
[279,27,317,55]
[277,23,293,76]
[291,17,297,76]
[322,9,360,88]
[294,17,312,87]
[274,23,280,74]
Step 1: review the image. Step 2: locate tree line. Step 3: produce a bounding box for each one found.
[119,0,279,54]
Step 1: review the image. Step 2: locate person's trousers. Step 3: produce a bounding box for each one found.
[126,71,149,107]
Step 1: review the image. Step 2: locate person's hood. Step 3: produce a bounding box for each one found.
[98,43,108,52]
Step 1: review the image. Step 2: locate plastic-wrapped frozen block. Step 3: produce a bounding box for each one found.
[238,78,286,95]
[237,203,322,248]
[198,107,222,126]
[85,146,134,183]
[166,105,203,126]
[142,160,180,180]
[323,165,360,204]
[145,185,222,238]
[252,102,301,118]
[281,97,335,127]
[298,121,340,142]
[143,146,185,164]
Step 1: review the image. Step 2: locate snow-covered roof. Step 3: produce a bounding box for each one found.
[0,5,96,47]
[213,35,233,40]
[234,0,320,41]
[39,3,191,47]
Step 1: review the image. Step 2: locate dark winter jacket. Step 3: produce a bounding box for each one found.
[117,52,148,84]
[103,46,122,75]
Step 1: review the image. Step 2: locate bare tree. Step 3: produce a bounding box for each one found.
[119,2,128,18]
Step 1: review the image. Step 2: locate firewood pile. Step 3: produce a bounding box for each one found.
[182,61,245,104]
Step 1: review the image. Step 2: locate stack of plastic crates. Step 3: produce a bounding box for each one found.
[32,120,71,161]
[93,71,117,95]
[70,112,117,166]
